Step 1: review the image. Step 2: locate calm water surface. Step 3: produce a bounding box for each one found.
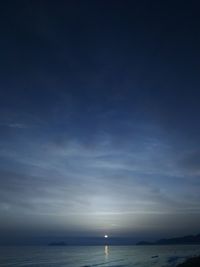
[0,245,200,267]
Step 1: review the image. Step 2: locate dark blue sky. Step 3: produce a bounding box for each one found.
[1,1,200,244]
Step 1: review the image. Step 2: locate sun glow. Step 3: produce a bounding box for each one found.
[104,234,108,238]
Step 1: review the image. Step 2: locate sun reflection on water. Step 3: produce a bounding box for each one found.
[104,245,109,259]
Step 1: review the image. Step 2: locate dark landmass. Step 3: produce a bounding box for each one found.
[176,256,200,267]
[137,233,200,245]
[136,241,152,245]
[49,233,200,246]
[48,241,67,246]
[48,237,137,246]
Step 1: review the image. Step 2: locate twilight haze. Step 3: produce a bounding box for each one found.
[0,1,200,244]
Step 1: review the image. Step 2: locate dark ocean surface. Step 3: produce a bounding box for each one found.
[0,245,200,267]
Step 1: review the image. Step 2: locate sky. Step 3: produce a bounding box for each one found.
[1,1,200,244]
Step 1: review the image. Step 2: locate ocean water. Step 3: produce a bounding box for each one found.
[0,245,200,267]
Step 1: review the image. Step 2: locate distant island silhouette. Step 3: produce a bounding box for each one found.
[48,233,200,246]
[48,237,112,246]
[49,241,67,246]
[137,233,200,245]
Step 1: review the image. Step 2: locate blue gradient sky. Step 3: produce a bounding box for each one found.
[1,1,200,244]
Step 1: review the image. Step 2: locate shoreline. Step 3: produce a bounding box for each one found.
[177,256,200,266]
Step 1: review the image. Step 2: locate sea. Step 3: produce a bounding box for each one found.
[0,245,200,267]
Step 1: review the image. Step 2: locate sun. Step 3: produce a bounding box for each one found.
[104,235,108,238]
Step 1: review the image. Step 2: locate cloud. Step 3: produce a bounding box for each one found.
[179,150,200,176]
[1,121,200,240]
